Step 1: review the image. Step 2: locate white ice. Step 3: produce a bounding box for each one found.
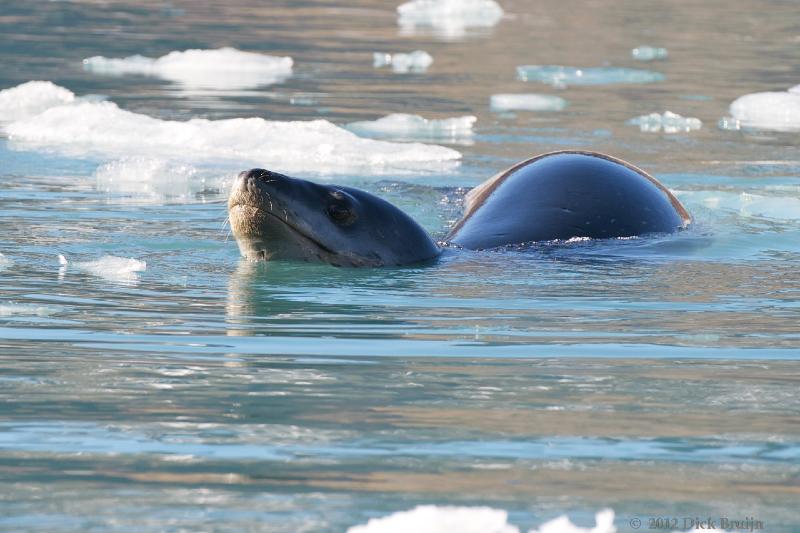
[347,505,519,533]
[94,157,230,203]
[59,254,146,283]
[720,89,800,132]
[346,506,618,533]
[0,303,63,317]
[631,46,668,61]
[516,66,664,88]
[490,93,567,112]
[675,189,800,221]
[0,81,75,122]
[0,82,461,174]
[82,47,293,90]
[373,50,433,73]
[529,509,616,533]
[0,253,11,271]
[627,111,702,133]
[345,113,476,140]
[397,0,504,39]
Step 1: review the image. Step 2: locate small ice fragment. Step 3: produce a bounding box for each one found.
[717,116,741,131]
[631,45,668,61]
[0,81,75,121]
[724,90,800,132]
[373,50,433,73]
[0,253,11,271]
[627,110,702,133]
[676,190,800,221]
[346,505,520,533]
[288,94,317,106]
[516,65,664,88]
[82,47,293,90]
[0,303,63,317]
[345,113,476,140]
[397,0,504,39]
[490,93,567,111]
[61,254,147,283]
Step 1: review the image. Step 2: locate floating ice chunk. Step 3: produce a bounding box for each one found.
[739,192,800,220]
[529,509,616,533]
[0,253,11,271]
[82,47,293,90]
[94,157,227,202]
[675,189,800,221]
[0,302,63,317]
[631,45,668,61]
[346,505,519,533]
[516,65,664,88]
[397,0,504,39]
[373,50,433,73]
[720,90,800,132]
[790,84,800,94]
[345,113,476,141]
[490,93,567,112]
[346,506,618,533]
[717,116,742,131]
[59,254,146,283]
[2,83,460,174]
[0,81,75,121]
[628,111,702,133]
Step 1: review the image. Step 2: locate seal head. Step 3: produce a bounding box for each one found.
[447,150,691,249]
[228,169,441,267]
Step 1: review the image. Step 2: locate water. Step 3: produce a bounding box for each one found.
[1,0,799,531]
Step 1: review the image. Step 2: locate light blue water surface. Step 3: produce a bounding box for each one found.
[1,0,799,531]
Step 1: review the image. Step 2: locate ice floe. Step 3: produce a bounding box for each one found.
[82,47,293,90]
[397,0,504,39]
[373,50,433,73]
[94,157,228,202]
[345,113,476,141]
[59,254,146,283]
[631,45,668,61]
[0,82,460,174]
[0,81,75,122]
[719,88,800,132]
[0,253,11,271]
[490,93,567,112]
[346,506,617,533]
[516,66,664,88]
[627,111,702,133]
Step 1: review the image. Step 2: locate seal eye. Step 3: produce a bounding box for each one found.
[327,203,357,226]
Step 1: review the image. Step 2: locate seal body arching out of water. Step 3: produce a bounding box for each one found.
[447,150,691,249]
[227,151,691,267]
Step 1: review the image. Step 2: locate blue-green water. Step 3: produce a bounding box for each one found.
[1,0,799,531]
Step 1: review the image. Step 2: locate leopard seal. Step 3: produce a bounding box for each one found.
[227,168,440,267]
[228,151,691,266]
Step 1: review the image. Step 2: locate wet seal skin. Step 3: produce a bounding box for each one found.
[228,151,691,267]
[447,150,691,249]
[227,168,441,267]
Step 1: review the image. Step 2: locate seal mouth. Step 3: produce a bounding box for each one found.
[229,201,338,257]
